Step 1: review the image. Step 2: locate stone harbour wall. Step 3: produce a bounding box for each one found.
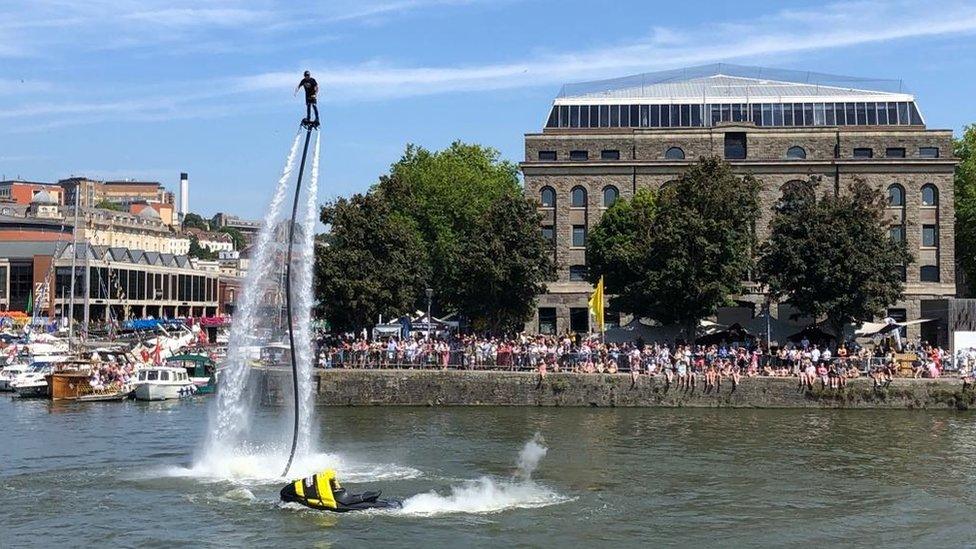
[258,368,976,410]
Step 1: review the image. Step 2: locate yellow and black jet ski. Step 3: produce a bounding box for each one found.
[280,469,402,512]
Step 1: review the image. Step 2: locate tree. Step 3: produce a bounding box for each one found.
[757,177,912,335]
[316,192,431,333]
[378,142,522,314]
[218,226,246,251]
[586,157,760,340]
[94,199,124,211]
[313,141,552,333]
[454,193,555,334]
[182,212,209,231]
[585,188,657,313]
[188,235,217,260]
[955,125,976,296]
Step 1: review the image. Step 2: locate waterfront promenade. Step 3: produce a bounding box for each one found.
[260,368,976,410]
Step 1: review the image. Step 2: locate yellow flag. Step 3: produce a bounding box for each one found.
[588,276,605,333]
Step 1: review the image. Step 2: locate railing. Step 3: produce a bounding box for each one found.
[310,349,891,374]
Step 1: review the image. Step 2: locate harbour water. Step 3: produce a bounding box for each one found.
[2,395,975,547]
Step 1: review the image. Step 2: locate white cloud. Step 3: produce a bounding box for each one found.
[234,1,976,101]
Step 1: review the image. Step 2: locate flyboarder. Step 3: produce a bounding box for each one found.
[295,70,319,128]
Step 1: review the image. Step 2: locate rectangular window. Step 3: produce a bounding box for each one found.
[885,147,906,158]
[889,225,905,242]
[784,103,794,126]
[724,132,747,160]
[650,104,660,126]
[897,102,910,125]
[569,150,588,161]
[546,108,558,128]
[558,105,569,127]
[721,104,731,123]
[855,103,867,125]
[919,147,940,158]
[920,266,940,283]
[909,103,924,125]
[751,104,762,125]
[853,148,873,159]
[589,105,600,127]
[569,307,589,333]
[629,105,639,127]
[825,103,835,126]
[800,103,811,126]
[709,104,721,126]
[610,105,620,127]
[794,104,805,126]
[922,225,938,247]
[877,103,888,125]
[619,104,629,127]
[579,106,589,127]
[639,104,649,127]
[569,265,587,281]
[541,226,554,246]
[761,104,772,126]
[671,105,681,127]
[599,105,610,128]
[538,308,557,335]
[660,105,671,127]
[572,225,586,247]
[537,151,557,161]
[690,104,702,126]
[773,103,784,126]
[865,103,877,125]
[601,149,621,160]
[680,104,690,126]
[569,105,579,128]
[845,103,856,125]
[887,102,897,125]
[814,103,825,126]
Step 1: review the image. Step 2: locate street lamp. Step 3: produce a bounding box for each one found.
[425,287,433,340]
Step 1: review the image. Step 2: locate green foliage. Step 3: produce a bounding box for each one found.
[586,157,759,338]
[585,188,657,309]
[955,125,976,296]
[454,192,555,333]
[182,212,209,231]
[187,235,217,260]
[316,192,431,332]
[95,199,124,212]
[218,226,246,251]
[315,141,552,333]
[757,177,912,333]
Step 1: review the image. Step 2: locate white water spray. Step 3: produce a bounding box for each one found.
[193,129,321,478]
[399,433,569,516]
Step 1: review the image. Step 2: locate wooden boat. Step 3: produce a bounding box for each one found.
[46,364,93,401]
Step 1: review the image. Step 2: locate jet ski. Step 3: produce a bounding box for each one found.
[280,469,402,512]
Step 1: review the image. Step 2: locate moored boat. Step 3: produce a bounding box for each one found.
[132,366,196,401]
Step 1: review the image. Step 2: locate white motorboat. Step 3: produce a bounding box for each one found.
[0,364,30,391]
[11,363,54,398]
[132,366,196,401]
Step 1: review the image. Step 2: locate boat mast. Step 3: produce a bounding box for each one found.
[67,185,80,347]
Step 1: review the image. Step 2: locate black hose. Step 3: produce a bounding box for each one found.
[281,125,314,478]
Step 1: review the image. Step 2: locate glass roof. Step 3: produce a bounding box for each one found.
[556,63,912,103]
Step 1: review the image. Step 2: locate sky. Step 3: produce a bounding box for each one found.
[1,0,976,220]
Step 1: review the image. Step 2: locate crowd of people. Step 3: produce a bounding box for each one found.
[313,332,956,387]
[88,361,136,392]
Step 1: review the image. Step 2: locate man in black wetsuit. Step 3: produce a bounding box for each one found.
[295,70,319,126]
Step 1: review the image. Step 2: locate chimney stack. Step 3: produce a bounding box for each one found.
[178,172,189,224]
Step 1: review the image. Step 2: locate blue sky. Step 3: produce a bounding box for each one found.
[2,0,976,220]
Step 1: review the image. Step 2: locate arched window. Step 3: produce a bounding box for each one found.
[921,184,938,207]
[887,184,905,207]
[540,186,555,208]
[920,265,940,282]
[571,186,587,208]
[602,186,619,207]
[786,146,806,159]
[665,147,685,160]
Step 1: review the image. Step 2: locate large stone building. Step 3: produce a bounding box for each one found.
[521,64,957,338]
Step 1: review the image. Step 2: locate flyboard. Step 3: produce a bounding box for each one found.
[279,116,402,512]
